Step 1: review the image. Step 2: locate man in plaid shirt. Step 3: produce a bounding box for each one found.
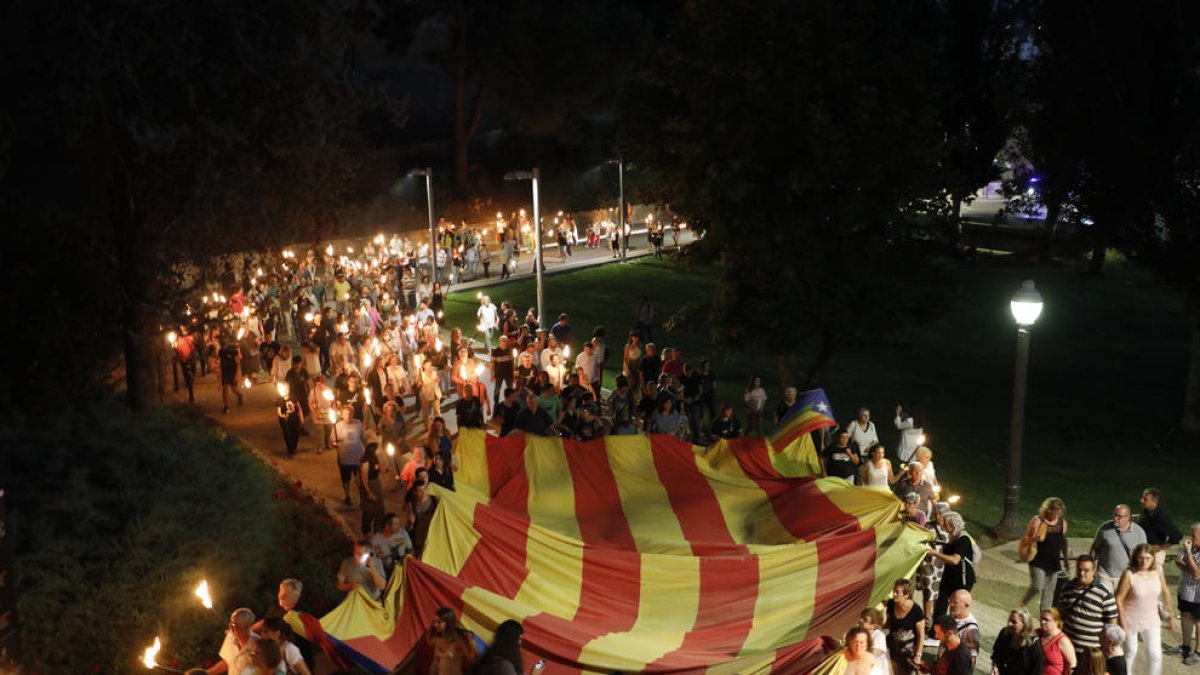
[1178,524,1200,665]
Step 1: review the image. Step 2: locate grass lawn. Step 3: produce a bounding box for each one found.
[442,256,1200,538]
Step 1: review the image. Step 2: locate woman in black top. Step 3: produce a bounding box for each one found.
[885,578,925,675]
[929,512,976,620]
[1020,497,1069,612]
[991,607,1044,674]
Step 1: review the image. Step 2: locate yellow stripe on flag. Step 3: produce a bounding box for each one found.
[736,540,819,654]
[692,444,796,546]
[453,429,491,496]
[577,551,700,671]
[605,435,689,553]
[513,435,583,618]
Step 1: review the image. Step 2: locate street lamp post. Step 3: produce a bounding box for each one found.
[406,168,437,284]
[606,158,627,262]
[996,280,1044,539]
[505,168,543,324]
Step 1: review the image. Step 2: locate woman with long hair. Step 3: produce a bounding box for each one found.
[424,606,478,675]
[1116,543,1173,675]
[426,417,453,470]
[475,619,525,675]
[1020,497,1070,613]
[622,331,643,395]
[990,607,1043,674]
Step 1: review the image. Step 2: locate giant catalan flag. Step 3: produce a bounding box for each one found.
[297,428,929,674]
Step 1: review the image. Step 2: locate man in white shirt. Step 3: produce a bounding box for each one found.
[476,296,499,350]
[540,335,563,371]
[845,407,879,461]
[204,607,257,674]
[574,342,599,390]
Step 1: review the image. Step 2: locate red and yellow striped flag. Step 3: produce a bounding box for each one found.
[308,430,929,674]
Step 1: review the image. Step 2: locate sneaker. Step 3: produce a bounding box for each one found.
[1185,653,1200,665]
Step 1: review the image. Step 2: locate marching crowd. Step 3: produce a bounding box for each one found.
[837,489,1200,675]
[171,235,1198,675]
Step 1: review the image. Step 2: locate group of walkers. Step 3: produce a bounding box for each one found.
[837,488,1200,675]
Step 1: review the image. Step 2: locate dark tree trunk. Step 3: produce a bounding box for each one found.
[1182,292,1200,434]
[775,353,796,389]
[111,164,159,411]
[800,330,836,390]
[949,194,964,250]
[1039,200,1061,263]
[451,0,486,199]
[1088,234,1106,274]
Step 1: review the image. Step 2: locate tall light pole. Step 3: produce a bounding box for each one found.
[406,168,437,284]
[996,279,1044,539]
[606,157,627,262]
[505,168,543,324]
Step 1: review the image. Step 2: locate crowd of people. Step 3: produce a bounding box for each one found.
[172,230,1197,675]
[836,489,1199,675]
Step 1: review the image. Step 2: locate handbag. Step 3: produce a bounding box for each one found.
[1018,517,1047,563]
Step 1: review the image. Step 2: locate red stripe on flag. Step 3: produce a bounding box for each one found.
[643,435,759,670]
[726,439,865,543]
[455,433,531,599]
[807,529,877,638]
[769,637,839,675]
[521,436,644,673]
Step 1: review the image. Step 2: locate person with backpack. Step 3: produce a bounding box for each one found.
[927,512,976,622]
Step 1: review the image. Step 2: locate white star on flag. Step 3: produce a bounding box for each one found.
[815,402,829,412]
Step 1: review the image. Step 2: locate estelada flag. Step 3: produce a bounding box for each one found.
[770,388,837,450]
[300,430,929,674]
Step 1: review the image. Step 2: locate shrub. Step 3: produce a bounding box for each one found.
[0,400,348,673]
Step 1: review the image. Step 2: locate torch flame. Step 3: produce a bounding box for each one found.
[236,327,246,340]
[386,443,395,457]
[948,495,961,505]
[563,345,570,358]
[325,245,334,256]
[434,338,443,352]
[322,389,334,402]
[276,382,289,398]
[364,388,372,404]
[167,331,177,345]
[242,377,252,389]
[142,636,161,668]
[328,409,338,424]
[195,579,213,609]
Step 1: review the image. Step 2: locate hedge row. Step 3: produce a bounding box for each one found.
[0,401,348,673]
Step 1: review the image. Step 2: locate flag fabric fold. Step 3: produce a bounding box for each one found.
[308,429,928,674]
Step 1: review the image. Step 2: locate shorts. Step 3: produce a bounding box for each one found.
[1180,595,1200,617]
[338,462,357,483]
[221,369,237,386]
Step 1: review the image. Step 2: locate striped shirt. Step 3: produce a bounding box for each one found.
[1180,548,1200,603]
[1057,581,1117,649]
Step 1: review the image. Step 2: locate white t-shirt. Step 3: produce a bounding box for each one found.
[477,303,498,330]
[219,630,257,675]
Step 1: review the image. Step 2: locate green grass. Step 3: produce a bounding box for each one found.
[443,257,1200,537]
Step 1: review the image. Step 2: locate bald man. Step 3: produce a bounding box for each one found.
[1090,503,1148,591]
[936,589,980,667]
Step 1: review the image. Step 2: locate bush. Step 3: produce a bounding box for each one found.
[0,401,348,673]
